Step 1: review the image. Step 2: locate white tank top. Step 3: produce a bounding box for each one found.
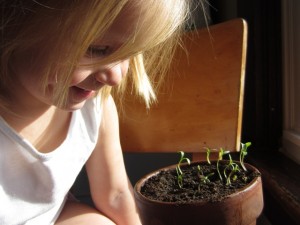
[0,97,102,225]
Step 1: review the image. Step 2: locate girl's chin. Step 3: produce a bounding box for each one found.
[59,101,87,112]
[56,96,90,111]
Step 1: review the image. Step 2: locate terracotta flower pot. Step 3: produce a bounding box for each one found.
[134,161,264,225]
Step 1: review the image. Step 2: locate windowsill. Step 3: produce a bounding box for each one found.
[248,150,300,225]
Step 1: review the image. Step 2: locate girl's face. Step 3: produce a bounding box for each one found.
[66,59,129,110]
[12,3,138,111]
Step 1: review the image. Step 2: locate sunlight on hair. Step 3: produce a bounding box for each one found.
[130,54,156,108]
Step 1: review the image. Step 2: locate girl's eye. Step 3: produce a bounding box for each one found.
[86,45,110,57]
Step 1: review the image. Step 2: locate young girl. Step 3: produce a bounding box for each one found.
[0,0,190,224]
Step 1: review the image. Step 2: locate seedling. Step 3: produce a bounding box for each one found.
[176,151,191,188]
[240,142,251,171]
[175,142,251,188]
[217,148,230,181]
[197,165,214,184]
[224,153,240,185]
[206,147,211,165]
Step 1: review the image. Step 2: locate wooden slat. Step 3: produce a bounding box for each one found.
[119,18,248,154]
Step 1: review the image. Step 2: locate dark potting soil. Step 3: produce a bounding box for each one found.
[140,162,261,203]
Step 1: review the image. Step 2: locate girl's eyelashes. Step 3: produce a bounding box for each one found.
[85,45,110,58]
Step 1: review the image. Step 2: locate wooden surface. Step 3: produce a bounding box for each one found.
[249,151,300,225]
[119,18,248,155]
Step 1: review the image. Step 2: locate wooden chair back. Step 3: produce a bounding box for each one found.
[119,19,248,161]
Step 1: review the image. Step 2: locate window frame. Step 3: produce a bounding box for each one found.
[281,0,300,164]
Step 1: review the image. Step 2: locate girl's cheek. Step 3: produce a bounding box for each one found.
[69,58,129,86]
[69,68,93,86]
[122,60,130,76]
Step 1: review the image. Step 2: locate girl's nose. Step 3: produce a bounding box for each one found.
[94,60,129,86]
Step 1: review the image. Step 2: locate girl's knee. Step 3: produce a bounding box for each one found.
[56,201,116,225]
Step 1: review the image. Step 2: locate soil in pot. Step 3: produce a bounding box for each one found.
[140,161,261,203]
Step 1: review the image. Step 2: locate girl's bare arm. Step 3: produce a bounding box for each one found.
[85,96,141,225]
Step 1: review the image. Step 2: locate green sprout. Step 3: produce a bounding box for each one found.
[206,147,211,165]
[197,165,214,184]
[240,142,251,171]
[224,153,240,185]
[217,148,230,181]
[172,142,252,189]
[176,151,191,188]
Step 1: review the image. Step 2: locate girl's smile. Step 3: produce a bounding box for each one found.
[70,86,96,103]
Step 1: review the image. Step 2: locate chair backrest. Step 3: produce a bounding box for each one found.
[119,18,248,160]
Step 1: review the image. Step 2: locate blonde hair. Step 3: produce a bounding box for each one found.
[0,0,190,110]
